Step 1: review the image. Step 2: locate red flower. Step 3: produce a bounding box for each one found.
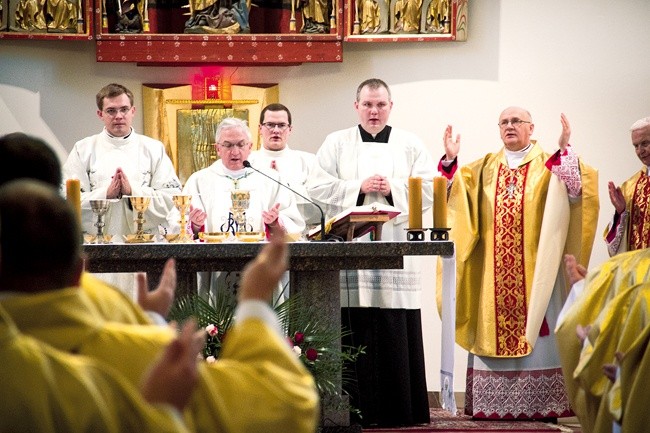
[293,332,304,345]
[305,348,318,361]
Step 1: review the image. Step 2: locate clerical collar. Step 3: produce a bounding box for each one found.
[105,127,133,140]
[260,146,289,157]
[504,142,533,169]
[359,125,392,143]
[222,166,248,178]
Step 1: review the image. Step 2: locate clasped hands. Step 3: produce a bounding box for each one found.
[106,167,132,199]
[361,174,391,196]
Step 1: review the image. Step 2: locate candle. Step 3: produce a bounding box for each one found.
[408,177,423,229]
[433,176,448,228]
[66,179,81,223]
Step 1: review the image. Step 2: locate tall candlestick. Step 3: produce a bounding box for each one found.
[66,179,81,224]
[408,177,423,229]
[433,176,448,228]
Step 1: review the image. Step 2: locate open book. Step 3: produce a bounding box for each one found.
[308,202,401,241]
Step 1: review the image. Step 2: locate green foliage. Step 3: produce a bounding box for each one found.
[168,288,365,411]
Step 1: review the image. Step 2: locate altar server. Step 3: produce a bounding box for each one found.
[315,78,436,427]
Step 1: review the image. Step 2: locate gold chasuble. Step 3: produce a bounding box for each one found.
[604,170,650,252]
[445,144,598,358]
[556,249,650,433]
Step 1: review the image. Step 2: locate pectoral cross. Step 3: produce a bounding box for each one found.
[506,182,517,198]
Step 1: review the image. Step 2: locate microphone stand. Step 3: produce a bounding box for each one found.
[243,160,336,241]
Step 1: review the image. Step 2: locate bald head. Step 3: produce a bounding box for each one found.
[0,180,82,293]
[498,106,535,151]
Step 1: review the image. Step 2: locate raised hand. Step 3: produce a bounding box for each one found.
[140,318,204,411]
[262,202,281,226]
[558,113,571,153]
[608,181,626,214]
[137,258,177,318]
[238,225,288,303]
[443,125,460,161]
[189,205,207,233]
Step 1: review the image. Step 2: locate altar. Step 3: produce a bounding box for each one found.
[83,239,456,425]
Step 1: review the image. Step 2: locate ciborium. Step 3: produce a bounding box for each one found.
[127,196,153,243]
[230,189,251,233]
[172,194,194,243]
[88,199,111,244]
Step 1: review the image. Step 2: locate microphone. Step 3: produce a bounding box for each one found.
[243,160,334,241]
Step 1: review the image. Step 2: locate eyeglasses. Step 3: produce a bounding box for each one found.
[262,122,290,131]
[218,141,249,149]
[103,106,132,117]
[498,118,531,128]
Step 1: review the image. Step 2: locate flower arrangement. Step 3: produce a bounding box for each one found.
[169,289,365,417]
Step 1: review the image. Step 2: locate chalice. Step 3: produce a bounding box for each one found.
[230,190,251,233]
[89,199,111,244]
[128,196,153,243]
[172,194,194,243]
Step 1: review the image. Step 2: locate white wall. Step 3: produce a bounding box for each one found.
[2,0,650,392]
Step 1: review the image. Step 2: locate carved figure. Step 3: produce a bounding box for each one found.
[46,0,77,31]
[360,0,379,33]
[14,0,46,30]
[114,0,142,32]
[184,0,249,34]
[425,0,448,33]
[300,0,329,33]
[399,0,421,32]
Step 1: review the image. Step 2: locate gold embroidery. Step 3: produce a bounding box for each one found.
[630,174,650,250]
[493,164,530,356]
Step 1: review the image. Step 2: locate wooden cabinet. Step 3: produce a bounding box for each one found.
[344,0,466,42]
[0,0,93,40]
[1,0,467,63]
[94,0,344,64]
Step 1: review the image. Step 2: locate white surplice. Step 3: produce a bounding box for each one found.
[317,126,436,309]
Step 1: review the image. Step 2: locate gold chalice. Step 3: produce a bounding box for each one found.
[230,189,251,233]
[128,196,152,243]
[88,199,112,244]
[172,194,194,243]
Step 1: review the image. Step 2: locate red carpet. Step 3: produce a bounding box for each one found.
[362,408,569,432]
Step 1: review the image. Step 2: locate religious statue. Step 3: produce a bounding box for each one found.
[424,0,448,33]
[359,0,379,34]
[299,0,329,33]
[13,0,47,31]
[1,0,6,31]
[45,0,77,31]
[393,0,420,33]
[114,0,143,32]
[184,0,249,34]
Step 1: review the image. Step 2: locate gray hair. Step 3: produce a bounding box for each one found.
[215,117,252,143]
[630,117,650,132]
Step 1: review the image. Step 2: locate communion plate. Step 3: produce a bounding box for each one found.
[235,231,266,242]
[199,232,230,243]
[123,234,155,243]
[83,234,114,244]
